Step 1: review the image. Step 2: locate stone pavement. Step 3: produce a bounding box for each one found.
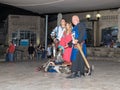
[0,60,120,90]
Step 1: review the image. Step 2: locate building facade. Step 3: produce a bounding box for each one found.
[7,15,45,46]
[49,9,119,46]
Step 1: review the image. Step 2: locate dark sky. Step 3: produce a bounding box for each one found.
[0,3,40,23]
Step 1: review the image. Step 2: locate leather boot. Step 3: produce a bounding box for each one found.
[66,72,77,79]
[76,71,81,77]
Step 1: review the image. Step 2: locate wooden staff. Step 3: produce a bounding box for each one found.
[76,43,90,69]
[72,33,90,69]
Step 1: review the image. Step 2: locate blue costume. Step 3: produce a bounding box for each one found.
[70,22,87,74]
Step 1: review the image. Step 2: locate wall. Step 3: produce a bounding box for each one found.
[118,8,120,42]
[7,15,45,45]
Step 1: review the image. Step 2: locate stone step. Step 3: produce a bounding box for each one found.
[88,56,120,62]
[87,47,120,57]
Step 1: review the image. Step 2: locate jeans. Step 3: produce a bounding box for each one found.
[5,53,9,62]
[28,54,34,60]
[36,53,41,60]
[8,53,14,62]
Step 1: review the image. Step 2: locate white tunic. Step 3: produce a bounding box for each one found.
[51,26,65,41]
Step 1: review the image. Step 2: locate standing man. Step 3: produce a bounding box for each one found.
[28,43,35,60]
[51,19,66,44]
[8,41,15,62]
[67,15,87,78]
[51,19,66,58]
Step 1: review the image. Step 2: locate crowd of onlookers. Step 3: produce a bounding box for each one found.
[27,43,53,61]
[5,41,54,62]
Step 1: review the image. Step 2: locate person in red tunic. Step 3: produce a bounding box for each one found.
[59,22,72,64]
[8,41,15,62]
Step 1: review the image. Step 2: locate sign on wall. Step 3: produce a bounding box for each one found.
[20,39,29,46]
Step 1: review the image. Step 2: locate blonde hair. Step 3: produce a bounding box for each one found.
[65,22,72,33]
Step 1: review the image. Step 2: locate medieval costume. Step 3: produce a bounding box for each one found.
[59,31,72,63]
[67,22,87,78]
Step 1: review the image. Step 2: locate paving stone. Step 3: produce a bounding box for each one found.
[0,60,120,90]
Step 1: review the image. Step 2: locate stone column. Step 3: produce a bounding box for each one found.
[36,17,41,45]
[95,21,99,46]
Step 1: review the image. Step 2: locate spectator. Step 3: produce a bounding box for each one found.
[47,44,52,59]
[41,47,46,59]
[7,41,15,62]
[104,34,112,47]
[28,43,35,60]
[36,44,42,60]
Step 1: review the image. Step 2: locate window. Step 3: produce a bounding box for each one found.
[101,27,118,45]
[12,30,36,46]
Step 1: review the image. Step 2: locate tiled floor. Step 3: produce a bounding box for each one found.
[0,60,120,90]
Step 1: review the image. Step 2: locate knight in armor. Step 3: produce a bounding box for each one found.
[51,19,66,44]
[50,19,66,58]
